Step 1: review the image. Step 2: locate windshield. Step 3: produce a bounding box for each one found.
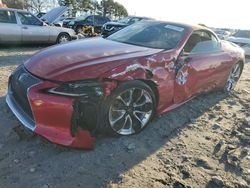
[107,21,185,50]
[233,30,250,38]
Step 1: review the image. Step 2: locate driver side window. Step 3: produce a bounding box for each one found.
[184,30,221,54]
[17,12,42,26]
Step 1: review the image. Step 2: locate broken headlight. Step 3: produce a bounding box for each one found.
[48,80,103,97]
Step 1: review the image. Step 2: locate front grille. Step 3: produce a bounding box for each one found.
[10,66,41,120]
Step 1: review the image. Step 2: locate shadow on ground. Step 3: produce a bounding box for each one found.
[0,90,228,188]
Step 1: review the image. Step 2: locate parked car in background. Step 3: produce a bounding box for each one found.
[67,15,110,34]
[0,8,77,44]
[228,30,250,57]
[6,20,245,149]
[101,16,152,37]
[62,17,75,27]
[228,30,250,46]
[214,29,231,40]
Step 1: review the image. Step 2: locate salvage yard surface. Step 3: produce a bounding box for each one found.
[0,46,250,188]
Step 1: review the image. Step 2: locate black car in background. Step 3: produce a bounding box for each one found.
[101,16,152,37]
[67,15,110,34]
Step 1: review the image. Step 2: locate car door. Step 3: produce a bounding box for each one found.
[16,11,50,43]
[0,10,21,43]
[174,30,233,103]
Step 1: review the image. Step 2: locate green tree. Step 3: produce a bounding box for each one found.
[100,0,128,18]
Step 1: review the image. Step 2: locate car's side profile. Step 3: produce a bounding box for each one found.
[67,15,110,34]
[6,21,245,149]
[0,8,76,44]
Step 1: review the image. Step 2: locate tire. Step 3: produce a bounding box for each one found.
[101,80,156,136]
[224,62,243,93]
[57,33,71,44]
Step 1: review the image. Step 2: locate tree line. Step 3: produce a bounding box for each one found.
[3,0,128,18]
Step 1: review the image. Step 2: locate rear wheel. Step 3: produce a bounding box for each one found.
[224,62,243,93]
[103,81,156,136]
[57,33,71,44]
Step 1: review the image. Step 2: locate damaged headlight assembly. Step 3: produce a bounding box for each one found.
[47,80,104,98]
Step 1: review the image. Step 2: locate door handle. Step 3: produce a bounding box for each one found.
[22,26,28,29]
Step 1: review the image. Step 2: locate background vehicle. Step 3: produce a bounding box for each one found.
[214,29,231,40]
[6,21,245,149]
[62,17,75,27]
[101,16,152,37]
[0,8,77,44]
[227,30,250,57]
[227,30,250,46]
[67,15,110,34]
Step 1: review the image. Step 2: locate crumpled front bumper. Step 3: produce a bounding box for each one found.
[6,79,96,150]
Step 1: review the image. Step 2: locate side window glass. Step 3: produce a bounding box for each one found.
[0,10,17,24]
[17,12,41,26]
[184,31,221,54]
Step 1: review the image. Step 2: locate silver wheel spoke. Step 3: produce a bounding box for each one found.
[127,89,134,106]
[118,115,134,134]
[135,89,144,103]
[117,96,127,106]
[109,110,126,126]
[133,94,152,107]
[133,110,152,126]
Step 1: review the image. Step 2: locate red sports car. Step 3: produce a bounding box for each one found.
[6,21,245,149]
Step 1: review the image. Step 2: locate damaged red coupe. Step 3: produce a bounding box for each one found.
[6,21,245,149]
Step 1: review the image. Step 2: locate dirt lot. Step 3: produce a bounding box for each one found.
[0,46,249,188]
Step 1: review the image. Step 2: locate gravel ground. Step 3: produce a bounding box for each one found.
[0,45,249,188]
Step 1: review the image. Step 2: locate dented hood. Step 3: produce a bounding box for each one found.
[24,38,162,81]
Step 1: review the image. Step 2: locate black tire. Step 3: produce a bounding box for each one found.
[223,62,243,93]
[101,80,156,136]
[57,33,71,44]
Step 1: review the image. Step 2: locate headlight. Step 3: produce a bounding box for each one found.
[48,80,103,97]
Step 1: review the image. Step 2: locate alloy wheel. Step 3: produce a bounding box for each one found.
[108,88,153,135]
[58,34,70,43]
[225,63,242,92]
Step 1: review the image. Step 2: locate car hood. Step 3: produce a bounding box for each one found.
[41,6,68,24]
[24,38,162,81]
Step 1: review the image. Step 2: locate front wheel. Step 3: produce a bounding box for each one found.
[57,33,71,44]
[103,81,156,136]
[224,62,243,93]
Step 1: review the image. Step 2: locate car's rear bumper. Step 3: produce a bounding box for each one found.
[6,69,95,149]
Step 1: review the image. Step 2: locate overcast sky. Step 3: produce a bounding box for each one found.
[115,0,249,29]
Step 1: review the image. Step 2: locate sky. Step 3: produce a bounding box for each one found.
[115,0,249,29]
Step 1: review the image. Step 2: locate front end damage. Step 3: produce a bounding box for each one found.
[6,65,118,149]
